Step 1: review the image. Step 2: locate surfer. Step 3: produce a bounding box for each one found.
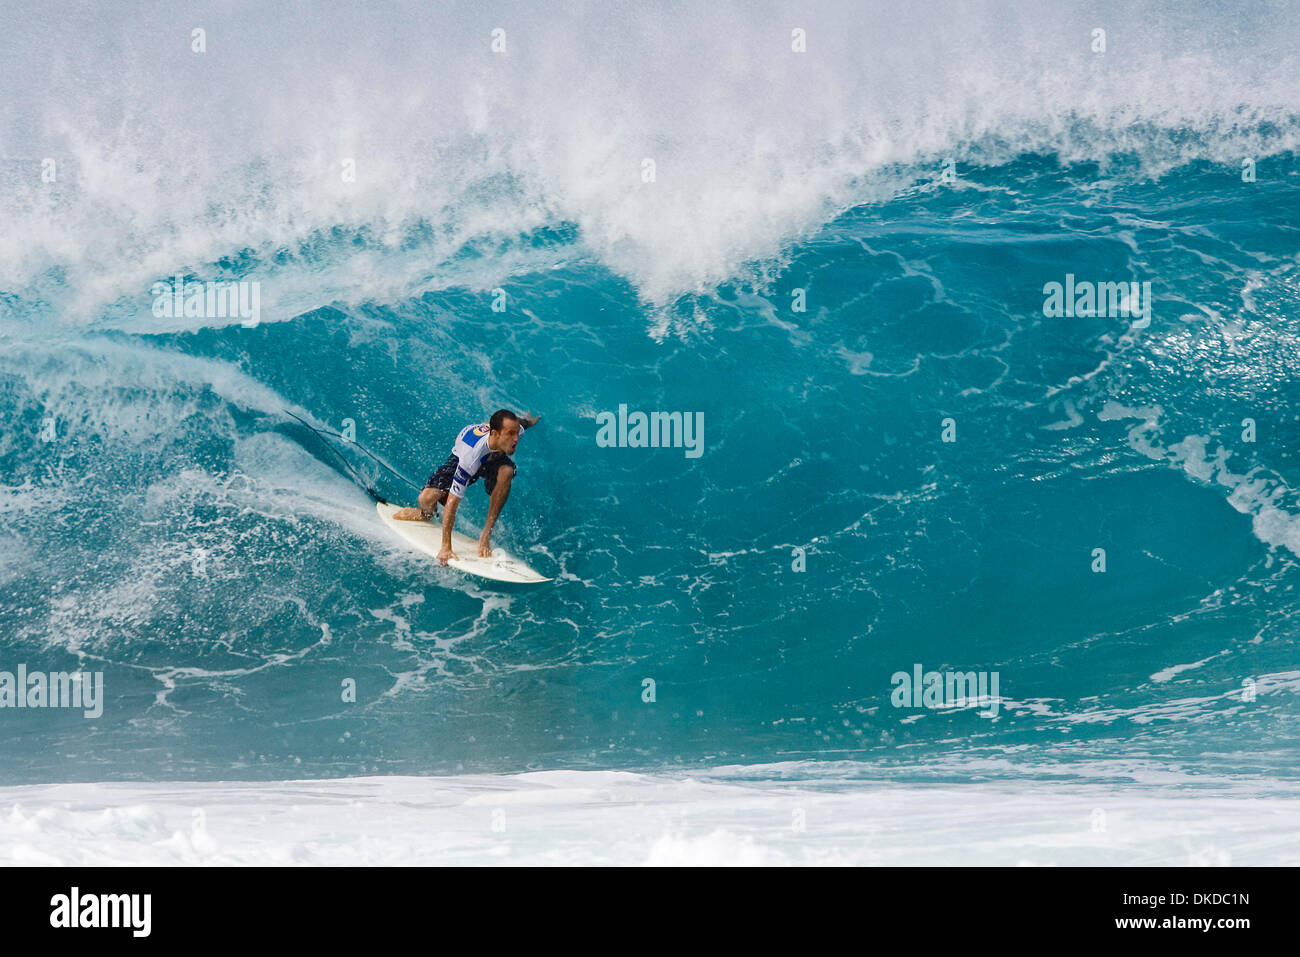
[392,409,539,564]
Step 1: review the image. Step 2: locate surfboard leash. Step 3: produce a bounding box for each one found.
[282,408,422,505]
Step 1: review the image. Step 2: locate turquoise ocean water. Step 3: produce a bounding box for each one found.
[1,1,1298,798]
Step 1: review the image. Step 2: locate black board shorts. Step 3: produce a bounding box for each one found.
[424,452,516,496]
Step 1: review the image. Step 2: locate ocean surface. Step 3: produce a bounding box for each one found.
[1,1,1298,863]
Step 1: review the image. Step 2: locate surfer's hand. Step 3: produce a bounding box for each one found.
[520,413,540,429]
[477,540,493,558]
[437,547,457,565]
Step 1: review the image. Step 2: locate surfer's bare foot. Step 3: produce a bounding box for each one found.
[478,541,493,558]
[393,487,444,521]
[437,547,457,565]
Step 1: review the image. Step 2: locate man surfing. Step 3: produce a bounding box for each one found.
[392,409,539,564]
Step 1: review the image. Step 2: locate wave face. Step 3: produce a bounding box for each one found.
[2,1,1299,783]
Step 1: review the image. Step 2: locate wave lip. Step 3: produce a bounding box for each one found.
[2,0,1299,309]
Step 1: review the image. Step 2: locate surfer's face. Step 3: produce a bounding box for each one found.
[493,419,521,454]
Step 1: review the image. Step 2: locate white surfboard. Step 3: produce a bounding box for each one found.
[375,502,552,584]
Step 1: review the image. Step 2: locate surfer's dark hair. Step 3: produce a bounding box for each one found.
[489,409,519,431]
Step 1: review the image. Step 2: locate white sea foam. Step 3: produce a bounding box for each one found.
[0,338,300,443]
[1,761,1296,865]
[1100,402,1300,559]
[1,0,1297,314]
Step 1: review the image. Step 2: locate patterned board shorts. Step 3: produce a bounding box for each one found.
[424,452,516,496]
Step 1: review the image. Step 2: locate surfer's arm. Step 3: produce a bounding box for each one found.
[519,413,540,429]
[478,472,512,556]
[437,493,462,564]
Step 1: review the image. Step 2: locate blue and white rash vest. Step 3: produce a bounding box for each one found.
[448,423,495,498]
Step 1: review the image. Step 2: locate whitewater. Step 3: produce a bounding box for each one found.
[1,0,1299,864]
